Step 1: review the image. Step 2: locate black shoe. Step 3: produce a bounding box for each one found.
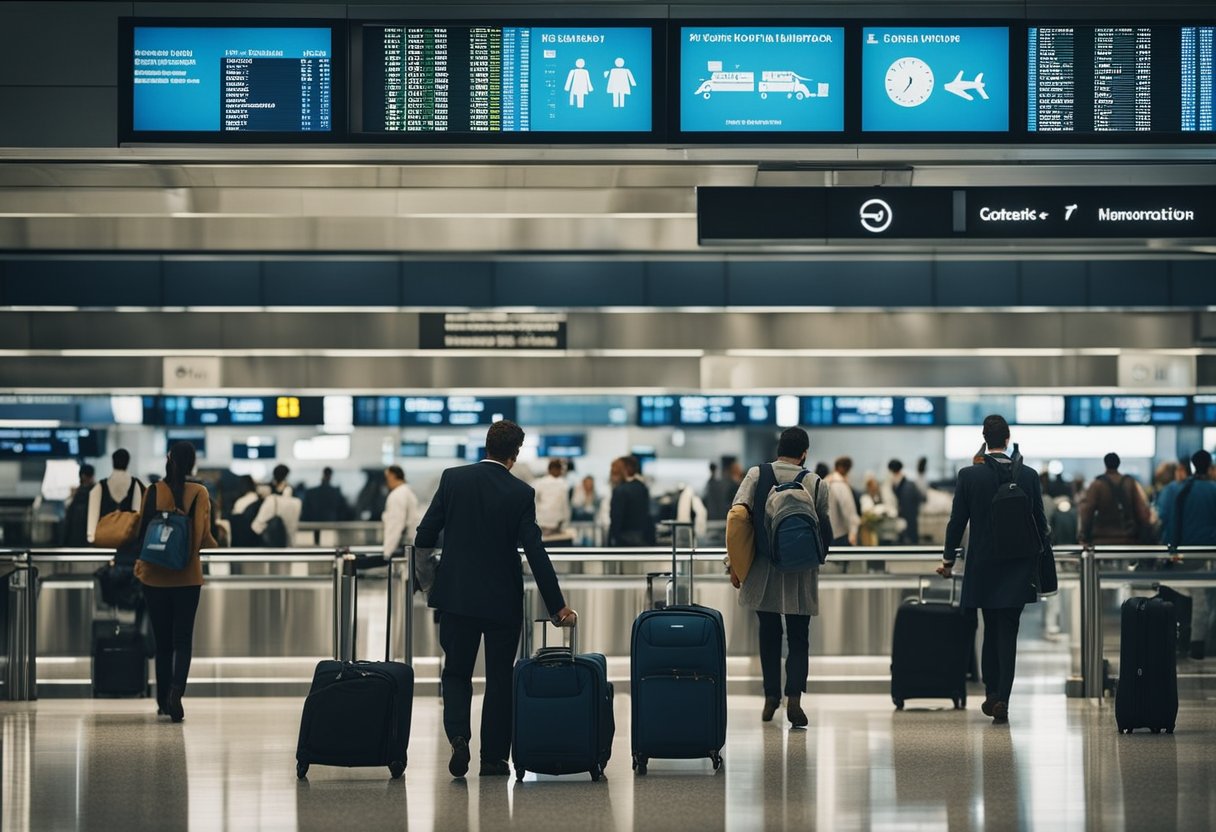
[479,759,510,777]
[992,701,1009,725]
[167,687,185,723]
[787,696,809,729]
[449,738,471,778]
[761,697,781,722]
[980,699,995,717]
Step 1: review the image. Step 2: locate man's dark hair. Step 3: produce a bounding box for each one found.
[272,464,290,484]
[387,465,405,481]
[1104,452,1121,471]
[548,459,564,475]
[111,448,130,470]
[776,427,810,460]
[322,466,333,481]
[486,420,525,461]
[80,463,95,478]
[888,459,904,474]
[982,414,1011,449]
[1192,450,1212,476]
[240,475,257,494]
[623,455,641,476]
[834,456,853,474]
[814,462,830,479]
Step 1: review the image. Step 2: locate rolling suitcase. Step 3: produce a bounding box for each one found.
[296,550,414,779]
[891,577,971,710]
[92,618,148,698]
[512,620,615,781]
[631,521,726,775]
[1115,595,1178,734]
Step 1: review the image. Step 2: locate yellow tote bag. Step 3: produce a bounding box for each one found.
[726,504,755,584]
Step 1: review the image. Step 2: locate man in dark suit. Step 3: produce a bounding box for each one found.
[937,414,1049,725]
[608,455,655,546]
[414,420,577,779]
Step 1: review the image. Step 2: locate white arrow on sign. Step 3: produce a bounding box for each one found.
[944,71,989,101]
[1039,212,1049,220]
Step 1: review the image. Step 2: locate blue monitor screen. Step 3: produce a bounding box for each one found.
[362,25,652,133]
[1182,27,1214,132]
[1066,396,1191,425]
[862,27,1009,132]
[679,27,844,132]
[132,26,334,133]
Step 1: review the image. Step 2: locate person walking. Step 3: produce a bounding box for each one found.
[135,441,216,723]
[1078,452,1153,545]
[414,420,577,778]
[937,415,1050,725]
[729,427,832,728]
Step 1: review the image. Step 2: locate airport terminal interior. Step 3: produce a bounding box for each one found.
[2,0,1216,829]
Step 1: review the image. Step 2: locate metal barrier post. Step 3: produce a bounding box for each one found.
[5,551,36,701]
[1080,546,1104,700]
[337,552,358,662]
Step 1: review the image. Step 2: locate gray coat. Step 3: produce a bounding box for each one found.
[732,461,830,616]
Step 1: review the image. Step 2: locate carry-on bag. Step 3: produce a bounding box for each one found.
[296,549,415,779]
[1115,595,1178,734]
[512,619,615,781]
[92,618,148,698]
[891,576,971,710]
[631,521,726,775]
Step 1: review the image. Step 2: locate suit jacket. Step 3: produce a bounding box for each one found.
[414,460,565,623]
[944,454,1050,609]
[609,478,655,546]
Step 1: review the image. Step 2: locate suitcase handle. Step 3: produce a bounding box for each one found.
[334,546,413,665]
[534,617,577,660]
[919,572,961,605]
[661,520,696,603]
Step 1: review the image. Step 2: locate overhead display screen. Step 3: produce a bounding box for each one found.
[129,24,335,134]
[147,396,325,426]
[1066,395,1190,425]
[353,396,517,426]
[862,27,1009,132]
[637,396,775,427]
[1191,396,1216,424]
[1182,27,1214,132]
[678,26,844,133]
[801,396,946,427]
[361,24,654,134]
[0,428,105,459]
[1027,26,1191,133]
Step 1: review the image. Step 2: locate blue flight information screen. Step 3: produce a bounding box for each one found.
[862,27,1009,132]
[132,27,333,132]
[1182,27,1214,132]
[363,25,652,133]
[679,26,844,132]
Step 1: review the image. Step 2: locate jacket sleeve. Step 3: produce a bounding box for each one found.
[943,470,969,563]
[382,488,406,557]
[518,497,566,617]
[1029,471,1050,549]
[250,496,273,536]
[195,489,218,550]
[1077,481,1097,543]
[413,472,446,549]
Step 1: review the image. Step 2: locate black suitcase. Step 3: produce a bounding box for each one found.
[891,578,971,710]
[92,619,148,698]
[1115,596,1178,734]
[296,551,414,779]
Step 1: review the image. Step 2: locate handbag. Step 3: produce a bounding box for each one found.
[94,510,141,549]
[725,503,755,583]
[1038,540,1059,596]
[413,547,441,593]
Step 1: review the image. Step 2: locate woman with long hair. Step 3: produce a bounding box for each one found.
[135,441,216,722]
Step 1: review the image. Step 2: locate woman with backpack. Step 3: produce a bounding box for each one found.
[135,441,216,723]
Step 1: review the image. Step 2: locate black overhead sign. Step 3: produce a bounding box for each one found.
[698,186,1216,242]
[419,312,567,350]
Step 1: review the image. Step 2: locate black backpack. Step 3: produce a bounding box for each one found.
[260,495,289,548]
[985,447,1042,562]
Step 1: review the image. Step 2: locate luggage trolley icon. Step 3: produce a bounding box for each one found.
[694,61,829,101]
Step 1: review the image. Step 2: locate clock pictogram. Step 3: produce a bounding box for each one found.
[885,57,934,107]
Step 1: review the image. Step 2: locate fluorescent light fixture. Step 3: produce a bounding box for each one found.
[292,434,351,461]
[0,419,60,428]
[1203,429,1216,452]
[776,395,799,428]
[110,396,145,425]
[946,426,1155,460]
[1014,395,1065,425]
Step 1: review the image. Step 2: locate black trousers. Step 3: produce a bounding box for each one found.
[439,611,522,763]
[981,606,1024,704]
[756,611,811,699]
[142,585,202,700]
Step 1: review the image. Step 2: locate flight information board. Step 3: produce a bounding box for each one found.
[129,25,335,134]
[147,396,325,426]
[678,26,844,133]
[1182,27,1214,132]
[361,24,653,134]
[801,396,946,427]
[0,428,105,458]
[636,395,775,426]
[1027,26,1186,133]
[354,396,517,426]
[1065,395,1190,425]
[861,27,1009,132]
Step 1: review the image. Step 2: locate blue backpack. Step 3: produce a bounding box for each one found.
[138,484,197,571]
[758,465,826,573]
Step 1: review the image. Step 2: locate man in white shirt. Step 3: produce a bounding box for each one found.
[252,464,302,546]
[382,465,421,558]
[86,448,143,543]
[825,456,860,547]
[533,459,571,535]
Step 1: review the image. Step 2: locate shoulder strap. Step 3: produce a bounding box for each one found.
[793,469,810,486]
[1009,447,1024,482]
[754,464,777,518]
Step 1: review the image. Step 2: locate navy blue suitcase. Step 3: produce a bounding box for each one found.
[891,577,971,710]
[630,522,726,775]
[512,621,615,781]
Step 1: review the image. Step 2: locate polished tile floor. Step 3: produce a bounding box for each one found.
[2,691,1214,831]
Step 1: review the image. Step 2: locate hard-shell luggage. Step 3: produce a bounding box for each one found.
[891,577,971,710]
[92,619,148,697]
[1115,596,1178,734]
[296,549,414,779]
[631,521,726,775]
[513,620,615,781]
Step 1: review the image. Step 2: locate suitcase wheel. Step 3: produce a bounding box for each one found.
[296,763,309,780]
[590,764,603,782]
[515,767,526,782]
[953,698,965,710]
[1166,727,1175,734]
[633,754,648,775]
[893,699,905,711]
[389,760,405,779]
[711,752,723,772]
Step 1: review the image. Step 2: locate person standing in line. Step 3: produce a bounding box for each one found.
[1156,450,1216,658]
[729,428,832,728]
[414,421,577,778]
[86,448,144,547]
[63,463,96,546]
[301,467,350,523]
[571,474,602,522]
[608,456,655,546]
[135,441,216,722]
[1077,452,1153,545]
[533,458,572,536]
[885,459,926,545]
[381,465,421,561]
[825,456,860,547]
[937,415,1049,725]
[251,464,302,546]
